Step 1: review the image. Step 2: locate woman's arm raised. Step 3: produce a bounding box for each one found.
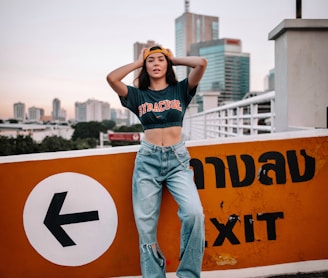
[169,51,207,90]
[106,49,145,97]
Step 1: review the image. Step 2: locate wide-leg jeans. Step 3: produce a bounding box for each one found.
[132,140,205,278]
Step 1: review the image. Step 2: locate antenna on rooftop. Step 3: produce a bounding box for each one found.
[185,0,190,13]
[296,0,302,18]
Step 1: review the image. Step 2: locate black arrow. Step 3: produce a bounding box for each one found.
[43,191,99,247]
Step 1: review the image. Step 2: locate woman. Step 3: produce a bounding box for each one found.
[107,46,207,278]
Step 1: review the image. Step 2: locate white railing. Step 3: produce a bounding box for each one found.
[183,91,275,140]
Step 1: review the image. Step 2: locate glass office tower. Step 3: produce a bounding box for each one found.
[175,1,219,80]
[191,38,250,110]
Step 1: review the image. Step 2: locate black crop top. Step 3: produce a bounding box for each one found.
[119,78,197,130]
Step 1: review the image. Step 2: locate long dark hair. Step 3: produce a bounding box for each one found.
[136,46,178,90]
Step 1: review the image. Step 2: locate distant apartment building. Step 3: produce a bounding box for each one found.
[75,102,87,122]
[115,109,130,126]
[13,102,26,121]
[28,106,44,121]
[52,98,60,120]
[190,38,250,110]
[264,68,275,92]
[110,109,118,123]
[175,1,219,80]
[52,98,66,121]
[75,99,110,122]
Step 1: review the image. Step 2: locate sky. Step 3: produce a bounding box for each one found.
[1,0,328,120]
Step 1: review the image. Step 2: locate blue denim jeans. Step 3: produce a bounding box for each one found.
[132,140,205,278]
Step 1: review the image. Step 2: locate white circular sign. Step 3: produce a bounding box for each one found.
[23,172,118,266]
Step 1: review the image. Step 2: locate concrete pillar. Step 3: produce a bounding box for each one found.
[186,103,199,115]
[201,92,221,111]
[269,19,328,131]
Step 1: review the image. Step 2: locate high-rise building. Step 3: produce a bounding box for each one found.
[59,108,67,121]
[13,102,25,121]
[28,106,44,121]
[75,102,87,122]
[75,99,110,122]
[101,102,110,121]
[175,0,219,80]
[190,38,250,110]
[52,98,61,121]
[52,98,66,121]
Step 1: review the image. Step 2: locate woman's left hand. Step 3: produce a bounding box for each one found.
[166,48,176,65]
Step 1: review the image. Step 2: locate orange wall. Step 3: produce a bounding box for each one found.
[0,134,327,277]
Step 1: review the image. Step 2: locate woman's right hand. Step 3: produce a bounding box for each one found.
[106,48,147,97]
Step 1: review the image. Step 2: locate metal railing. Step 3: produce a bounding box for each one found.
[183,91,275,140]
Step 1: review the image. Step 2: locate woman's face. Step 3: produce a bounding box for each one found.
[145,52,168,80]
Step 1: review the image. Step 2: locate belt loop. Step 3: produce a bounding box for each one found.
[171,144,175,152]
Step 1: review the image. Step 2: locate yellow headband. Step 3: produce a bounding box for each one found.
[143,48,170,60]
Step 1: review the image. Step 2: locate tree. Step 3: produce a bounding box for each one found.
[0,135,39,155]
[73,137,97,149]
[72,121,108,141]
[102,120,116,130]
[8,119,19,123]
[40,136,73,152]
[0,136,13,155]
[14,135,39,154]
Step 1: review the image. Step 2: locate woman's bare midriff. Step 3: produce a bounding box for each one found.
[144,126,182,147]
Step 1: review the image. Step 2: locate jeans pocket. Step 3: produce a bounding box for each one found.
[174,145,190,168]
[138,145,154,156]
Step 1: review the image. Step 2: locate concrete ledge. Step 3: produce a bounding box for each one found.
[269,19,328,40]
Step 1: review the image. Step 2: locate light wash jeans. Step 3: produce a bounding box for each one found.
[132,140,205,278]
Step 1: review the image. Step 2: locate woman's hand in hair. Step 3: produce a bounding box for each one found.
[138,48,147,66]
[166,49,176,65]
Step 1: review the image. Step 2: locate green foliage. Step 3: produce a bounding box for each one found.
[39,136,74,152]
[0,135,98,156]
[73,137,97,149]
[72,121,110,141]
[102,120,116,130]
[0,135,39,156]
[0,136,15,155]
[0,120,144,156]
[14,135,39,154]
[8,119,19,123]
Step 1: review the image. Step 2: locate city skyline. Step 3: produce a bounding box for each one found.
[11,97,113,121]
[1,0,328,119]
[10,97,116,122]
